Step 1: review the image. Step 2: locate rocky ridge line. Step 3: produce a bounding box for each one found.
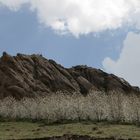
[0,52,139,99]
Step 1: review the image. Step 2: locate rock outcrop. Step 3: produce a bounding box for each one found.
[0,52,139,99]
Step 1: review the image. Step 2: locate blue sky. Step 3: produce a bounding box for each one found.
[0,0,140,87]
[0,6,128,68]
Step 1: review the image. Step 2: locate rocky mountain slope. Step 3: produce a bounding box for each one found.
[0,52,139,99]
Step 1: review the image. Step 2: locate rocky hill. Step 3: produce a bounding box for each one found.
[0,52,139,99]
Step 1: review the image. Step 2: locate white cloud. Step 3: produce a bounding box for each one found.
[1,0,140,36]
[0,0,28,10]
[1,0,140,87]
[103,32,140,87]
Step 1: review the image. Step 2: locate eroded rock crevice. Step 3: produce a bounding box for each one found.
[0,52,139,99]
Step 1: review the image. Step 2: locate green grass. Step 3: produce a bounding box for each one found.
[0,121,140,139]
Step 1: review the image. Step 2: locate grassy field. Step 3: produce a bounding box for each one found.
[0,121,140,139]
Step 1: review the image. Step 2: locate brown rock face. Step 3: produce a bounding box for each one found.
[0,52,139,99]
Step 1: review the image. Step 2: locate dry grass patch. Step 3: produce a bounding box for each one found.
[0,121,140,139]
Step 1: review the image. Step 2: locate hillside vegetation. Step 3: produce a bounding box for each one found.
[0,91,140,124]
